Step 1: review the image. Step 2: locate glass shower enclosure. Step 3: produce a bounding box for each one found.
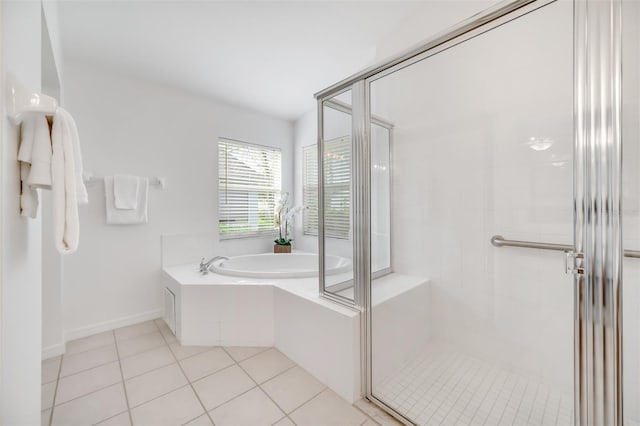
[316,0,636,425]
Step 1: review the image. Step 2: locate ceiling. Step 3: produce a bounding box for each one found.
[58,1,424,121]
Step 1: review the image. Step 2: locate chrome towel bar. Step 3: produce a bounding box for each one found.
[490,235,640,259]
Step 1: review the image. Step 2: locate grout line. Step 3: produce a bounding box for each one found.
[48,354,65,426]
[65,320,162,358]
[63,341,116,362]
[204,384,259,414]
[52,348,180,409]
[283,387,326,421]
[224,347,297,425]
[226,346,271,364]
[352,403,384,426]
[56,351,120,381]
[91,409,130,426]
[125,383,193,410]
[112,330,134,426]
[158,321,216,425]
[52,380,126,408]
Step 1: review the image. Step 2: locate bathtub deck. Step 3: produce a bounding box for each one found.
[162,264,429,405]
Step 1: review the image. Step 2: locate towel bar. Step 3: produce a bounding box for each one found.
[83,174,166,190]
[491,235,640,258]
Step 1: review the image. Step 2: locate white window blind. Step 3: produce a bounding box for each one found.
[218,139,282,239]
[303,137,351,239]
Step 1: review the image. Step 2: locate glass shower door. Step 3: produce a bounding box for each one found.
[367,1,575,424]
[320,89,356,303]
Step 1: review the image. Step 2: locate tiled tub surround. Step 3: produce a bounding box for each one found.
[41,319,397,426]
[163,264,430,405]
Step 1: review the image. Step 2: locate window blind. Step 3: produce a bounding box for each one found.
[218,139,282,239]
[303,137,351,239]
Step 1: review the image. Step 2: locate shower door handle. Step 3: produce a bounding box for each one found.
[565,251,585,275]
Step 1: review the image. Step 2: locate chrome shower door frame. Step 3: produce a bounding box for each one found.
[315,0,624,424]
[574,0,623,424]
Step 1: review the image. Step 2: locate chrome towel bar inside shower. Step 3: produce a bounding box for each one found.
[490,235,640,259]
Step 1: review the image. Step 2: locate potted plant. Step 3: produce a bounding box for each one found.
[274,192,303,253]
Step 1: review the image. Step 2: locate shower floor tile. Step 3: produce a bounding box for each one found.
[372,345,574,426]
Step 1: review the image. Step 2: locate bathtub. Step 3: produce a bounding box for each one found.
[210,252,351,278]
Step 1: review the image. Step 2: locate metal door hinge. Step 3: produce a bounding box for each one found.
[565,251,585,275]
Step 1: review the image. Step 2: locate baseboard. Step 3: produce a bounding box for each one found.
[64,309,163,342]
[42,342,66,360]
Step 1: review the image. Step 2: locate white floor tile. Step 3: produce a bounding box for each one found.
[42,382,57,410]
[272,416,295,426]
[238,348,294,384]
[192,365,255,410]
[55,361,122,404]
[51,383,128,426]
[60,344,118,377]
[121,346,175,379]
[117,331,166,359]
[42,356,61,384]
[168,343,210,360]
[155,319,177,344]
[373,345,575,426]
[125,363,188,407]
[66,331,115,356]
[224,346,269,362]
[95,411,131,425]
[261,366,325,413]
[289,389,367,426]
[184,414,214,425]
[130,385,204,426]
[115,321,159,341]
[209,387,284,426]
[179,348,234,381]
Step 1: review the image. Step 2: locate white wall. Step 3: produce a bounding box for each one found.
[41,1,65,358]
[59,61,293,341]
[374,1,498,62]
[1,2,43,424]
[292,109,317,253]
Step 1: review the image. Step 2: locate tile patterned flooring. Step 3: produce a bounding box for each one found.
[373,346,574,426]
[41,319,394,426]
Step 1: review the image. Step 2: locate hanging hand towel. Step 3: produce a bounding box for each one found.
[17,115,36,163]
[59,109,88,205]
[113,174,139,210]
[105,176,148,225]
[18,116,38,217]
[51,109,79,254]
[20,162,38,218]
[27,115,53,189]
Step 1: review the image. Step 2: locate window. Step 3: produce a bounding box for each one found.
[303,137,351,239]
[218,138,281,238]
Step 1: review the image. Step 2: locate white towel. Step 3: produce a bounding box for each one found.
[105,176,148,225]
[51,109,79,254]
[113,174,139,210]
[59,109,88,205]
[17,115,36,163]
[20,162,38,218]
[18,116,38,217]
[27,115,52,189]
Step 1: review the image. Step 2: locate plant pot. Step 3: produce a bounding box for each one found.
[274,244,291,254]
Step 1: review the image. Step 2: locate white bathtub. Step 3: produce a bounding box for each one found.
[211,252,351,278]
